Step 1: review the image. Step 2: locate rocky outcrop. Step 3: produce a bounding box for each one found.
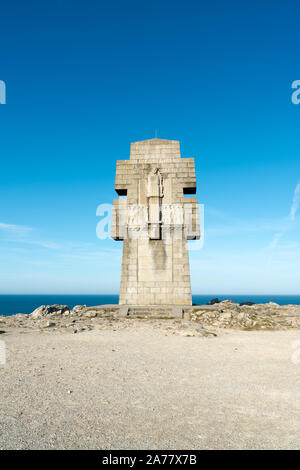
[30,304,69,319]
[207,298,220,305]
[191,300,300,329]
[0,300,300,333]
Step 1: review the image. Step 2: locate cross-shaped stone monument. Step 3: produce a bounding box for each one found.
[111,138,200,305]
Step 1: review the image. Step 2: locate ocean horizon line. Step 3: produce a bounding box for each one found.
[0,293,299,297]
[1,293,300,316]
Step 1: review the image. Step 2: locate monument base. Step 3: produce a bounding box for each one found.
[82,304,196,320]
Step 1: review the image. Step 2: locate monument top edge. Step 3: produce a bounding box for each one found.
[131,138,180,145]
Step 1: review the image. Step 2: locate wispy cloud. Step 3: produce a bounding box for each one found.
[0,221,59,250]
[24,240,61,250]
[57,246,122,261]
[206,220,284,237]
[0,221,119,258]
[289,180,300,222]
[268,232,283,250]
[268,180,300,251]
[205,206,298,238]
[0,222,32,234]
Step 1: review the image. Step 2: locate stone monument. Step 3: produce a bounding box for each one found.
[111,138,200,305]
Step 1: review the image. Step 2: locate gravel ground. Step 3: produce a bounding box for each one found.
[0,321,300,449]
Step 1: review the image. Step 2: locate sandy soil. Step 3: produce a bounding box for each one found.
[0,321,299,450]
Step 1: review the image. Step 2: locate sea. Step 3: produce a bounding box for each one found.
[1,294,300,316]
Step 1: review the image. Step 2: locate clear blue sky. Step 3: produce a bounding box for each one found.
[0,0,300,294]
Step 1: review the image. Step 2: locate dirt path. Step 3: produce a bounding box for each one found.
[0,323,299,449]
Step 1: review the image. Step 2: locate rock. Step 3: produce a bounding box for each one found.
[195,327,217,337]
[239,301,255,306]
[219,312,232,320]
[70,305,87,315]
[217,301,240,313]
[45,321,56,328]
[180,331,195,337]
[64,326,75,333]
[196,327,206,334]
[207,298,220,305]
[83,310,97,318]
[30,305,69,319]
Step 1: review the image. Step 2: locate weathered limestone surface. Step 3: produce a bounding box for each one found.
[2,301,300,330]
[111,138,200,305]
